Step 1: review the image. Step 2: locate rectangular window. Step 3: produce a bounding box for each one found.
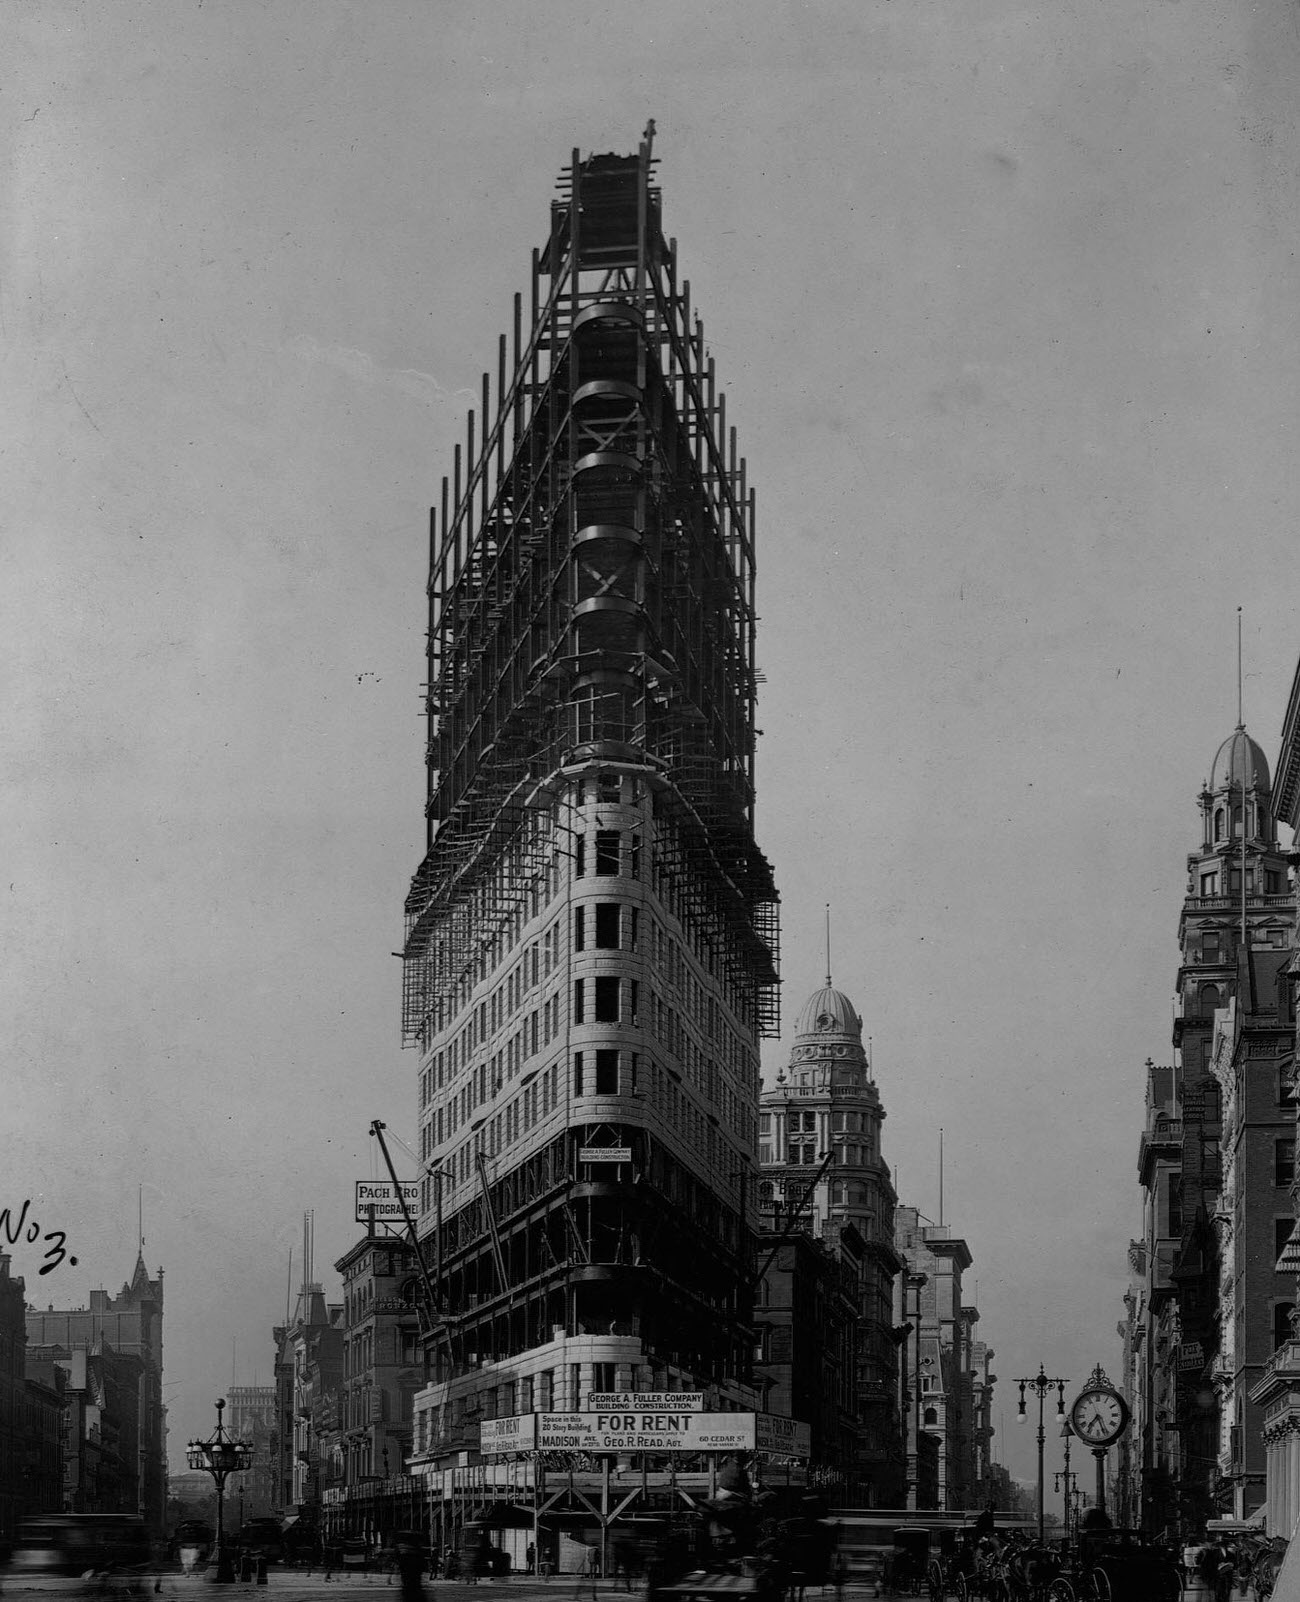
[630,908,639,950]
[595,831,620,876]
[573,905,586,951]
[630,831,642,880]
[596,1049,619,1094]
[537,1370,553,1412]
[520,1376,533,1414]
[598,775,620,804]
[573,978,585,1024]
[574,1052,584,1095]
[629,979,639,1023]
[595,903,621,949]
[595,976,620,1023]
[1277,1139,1296,1189]
[1275,1302,1296,1350]
[630,1052,638,1093]
[1201,872,1219,896]
[593,1360,616,1391]
[575,837,586,878]
[1267,869,1284,894]
[1277,1217,1295,1263]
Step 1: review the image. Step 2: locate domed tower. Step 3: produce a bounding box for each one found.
[1177,725,1292,1061]
[757,972,904,1501]
[1168,722,1295,1520]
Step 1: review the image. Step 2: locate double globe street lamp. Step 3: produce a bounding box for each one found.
[187,1398,254,1583]
[1016,1366,1066,1544]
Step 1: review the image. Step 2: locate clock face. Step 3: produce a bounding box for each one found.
[1070,1388,1126,1445]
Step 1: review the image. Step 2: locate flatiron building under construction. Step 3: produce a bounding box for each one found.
[403,136,781,1462]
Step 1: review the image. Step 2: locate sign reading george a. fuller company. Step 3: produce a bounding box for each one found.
[585,1392,704,1412]
[354,1180,421,1222]
[480,1409,809,1457]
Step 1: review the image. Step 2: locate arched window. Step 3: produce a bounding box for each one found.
[1198,983,1222,1020]
[923,1407,938,1426]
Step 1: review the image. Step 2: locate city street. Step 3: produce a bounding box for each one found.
[0,1582,888,1602]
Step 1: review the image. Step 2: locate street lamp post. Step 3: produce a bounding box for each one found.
[187,1398,253,1583]
[1057,1418,1076,1541]
[1054,1469,1079,1542]
[905,1272,928,1511]
[1016,1367,1066,1544]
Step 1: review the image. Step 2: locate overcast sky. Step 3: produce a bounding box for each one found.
[5,0,1300,1489]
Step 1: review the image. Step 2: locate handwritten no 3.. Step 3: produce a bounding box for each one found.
[0,1201,77,1274]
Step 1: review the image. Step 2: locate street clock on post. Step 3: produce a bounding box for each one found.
[1069,1365,1130,1520]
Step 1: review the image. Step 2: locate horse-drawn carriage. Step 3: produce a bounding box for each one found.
[1042,1527,1181,1602]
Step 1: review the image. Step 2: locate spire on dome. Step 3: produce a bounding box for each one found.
[825,903,833,989]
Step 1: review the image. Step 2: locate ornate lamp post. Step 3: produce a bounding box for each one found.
[187,1398,253,1583]
[1054,1468,1079,1542]
[1016,1366,1066,1543]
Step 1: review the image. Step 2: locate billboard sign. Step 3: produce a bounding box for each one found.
[755,1413,811,1457]
[537,1412,753,1452]
[354,1180,421,1222]
[480,1414,537,1453]
[478,1410,811,1457]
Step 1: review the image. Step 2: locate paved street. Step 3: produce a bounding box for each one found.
[0,1580,891,1602]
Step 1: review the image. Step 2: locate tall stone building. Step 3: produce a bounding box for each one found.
[403,137,780,1472]
[323,1233,425,1539]
[25,1253,166,1532]
[1129,723,1295,1530]
[756,980,905,1502]
[894,1206,980,1511]
[1247,667,1300,1538]
[226,1386,277,1520]
[272,1282,343,1520]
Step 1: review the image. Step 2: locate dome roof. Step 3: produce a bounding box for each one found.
[793,985,863,1043]
[1209,727,1271,794]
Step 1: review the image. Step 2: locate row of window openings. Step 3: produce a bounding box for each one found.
[423,906,749,1110]
[761,1141,874,1166]
[419,825,642,1041]
[424,999,752,1159]
[427,1050,737,1189]
[1198,868,1285,897]
[762,1111,870,1134]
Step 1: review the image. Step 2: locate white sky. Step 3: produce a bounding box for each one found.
[4,0,1300,1489]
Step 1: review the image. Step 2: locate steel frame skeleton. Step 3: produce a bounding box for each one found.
[403,136,778,1051]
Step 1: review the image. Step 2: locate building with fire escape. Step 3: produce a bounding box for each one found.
[403,137,780,1482]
